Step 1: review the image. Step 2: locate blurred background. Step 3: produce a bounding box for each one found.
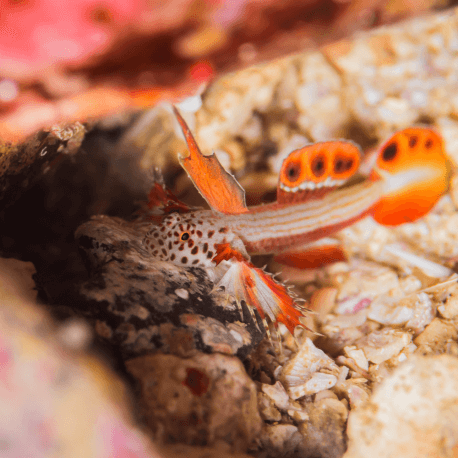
[2,1,458,457]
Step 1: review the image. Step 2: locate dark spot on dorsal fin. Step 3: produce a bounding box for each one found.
[382,142,397,161]
[409,136,418,148]
[311,154,326,177]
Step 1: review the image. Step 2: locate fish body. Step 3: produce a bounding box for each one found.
[142,108,451,337]
[144,179,383,264]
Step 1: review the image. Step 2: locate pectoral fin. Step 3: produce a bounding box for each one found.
[214,249,308,336]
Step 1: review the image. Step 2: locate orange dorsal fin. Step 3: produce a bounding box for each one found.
[369,127,451,226]
[173,106,248,214]
[277,141,361,204]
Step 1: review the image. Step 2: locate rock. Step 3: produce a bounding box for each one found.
[261,381,290,410]
[158,443,254,458]
[0,123,86,210]
[0,258,157,458]
[346,384,370,409]
[280,338,339,399]
[356,328,412,365]
[297,398,348,458]
[287,400,310,422]
[331,260,399,314]
[260,424,301,454]
[291,372,337,398]
[0,258,38,303]
[414,317,458,354]
[75,215,264,359]
[367,291,435,333]
[343,346,369,371]
[345,355,458,458]
[126,352,262,452]
[258,392,282,422]
[295,52,348,140]
[437,281,458,319]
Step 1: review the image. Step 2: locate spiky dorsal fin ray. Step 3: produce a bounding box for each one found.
[146,182,193,214]
[173,106,248,215]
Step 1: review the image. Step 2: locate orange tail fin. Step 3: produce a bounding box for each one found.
[277,141,361,204]
[369,127,451,226]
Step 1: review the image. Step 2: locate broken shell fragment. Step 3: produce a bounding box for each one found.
[355,329,412,365]
[343,346,369,371]
[280,338,339,398]
[288,372,338,399]
[261,381,290,410]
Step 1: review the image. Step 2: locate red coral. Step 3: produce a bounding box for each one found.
[0,0,144,78]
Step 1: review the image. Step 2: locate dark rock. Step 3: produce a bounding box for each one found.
[75,215,265,359]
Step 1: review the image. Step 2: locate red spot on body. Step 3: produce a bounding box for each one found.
[183,368,210,396]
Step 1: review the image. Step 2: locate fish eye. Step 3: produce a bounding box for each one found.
[180,232,190,241]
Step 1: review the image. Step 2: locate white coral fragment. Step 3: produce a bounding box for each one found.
[288,373,338,399]
[367,298,414,326]
[344,346,369,371]
[261,381,290,410]
[383,244,452,278]
[280,338,338,399]
[368,290,435,333]
[356,329,412,365]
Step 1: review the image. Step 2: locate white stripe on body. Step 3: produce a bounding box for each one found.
[225,180,384,252]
